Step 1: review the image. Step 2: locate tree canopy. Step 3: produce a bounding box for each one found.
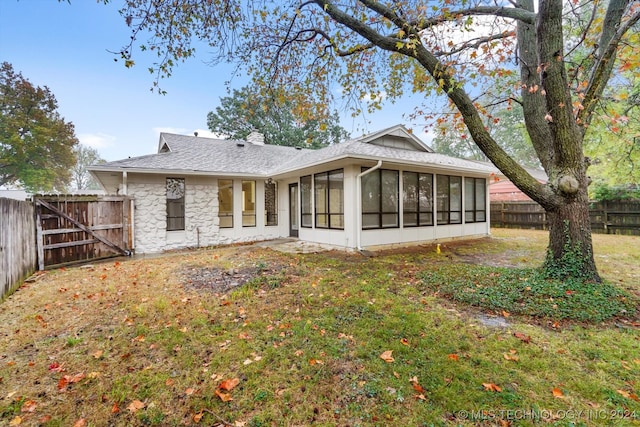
[0,62,78,192]
[206,86,350,148]
[432,103,540,169]
[71,145,105,191]
[104,0,639,282]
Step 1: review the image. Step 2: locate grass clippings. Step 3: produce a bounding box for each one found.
[0,229,639,426]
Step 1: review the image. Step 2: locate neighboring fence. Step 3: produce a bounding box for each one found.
[1,198,37,300]
[34,195,132,269]
[490,200,640,235]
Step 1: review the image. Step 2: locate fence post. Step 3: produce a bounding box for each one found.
[35,201,45,271]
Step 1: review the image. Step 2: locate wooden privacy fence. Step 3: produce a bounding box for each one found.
[34,195,132,269]
[491,200,640,235]
[1,198,37,300]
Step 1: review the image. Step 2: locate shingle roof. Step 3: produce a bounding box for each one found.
[93,133,312,176]
[91,127,498,177]
[275,138,497,175]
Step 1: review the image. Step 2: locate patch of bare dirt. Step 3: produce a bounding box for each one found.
[180,263,290,294]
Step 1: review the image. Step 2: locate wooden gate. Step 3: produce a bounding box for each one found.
[34,195,132,269]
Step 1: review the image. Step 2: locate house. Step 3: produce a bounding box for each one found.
[489,168,548,202]
[89,125,498,254]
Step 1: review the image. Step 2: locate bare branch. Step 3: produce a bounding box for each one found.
[435,30,515,57]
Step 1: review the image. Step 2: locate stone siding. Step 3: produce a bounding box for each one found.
[129,182,167,253]
[129,178,282,254]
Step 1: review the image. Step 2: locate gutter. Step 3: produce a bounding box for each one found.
[356,160,382,251]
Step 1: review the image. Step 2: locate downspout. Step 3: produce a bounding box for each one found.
[356,160,383,251]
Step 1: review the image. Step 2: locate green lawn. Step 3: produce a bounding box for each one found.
[1,229,638,426]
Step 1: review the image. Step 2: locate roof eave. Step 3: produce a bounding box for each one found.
[271,153,497,178]
[89,166,268,179]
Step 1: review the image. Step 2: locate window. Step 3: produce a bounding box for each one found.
[315,169,344,229]
[218,179,233,228]
[436,175,462,225]
[403,172,433,227]
[265,180,278,226]
[361,168,399,229]
[465,177,486,222]
[300,175,312,228]
[166,178,185,231]
[242,180,256,227]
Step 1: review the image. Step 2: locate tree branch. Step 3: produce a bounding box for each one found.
[310,0,550,205]
[435,30,515,57]
[579,4,639,127]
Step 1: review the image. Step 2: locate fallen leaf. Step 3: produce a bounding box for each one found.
[412,382,425,393]
[503,350,519,361]
[380,350,395,363]
[9,416,21,426]
[482,383,502,392]
[20,400,36,413]
[165,378,175,387]
[111,402,120,414]
[400,338,409,346]
[215,389,233,402]
[552,387,564,398]
[73,419,86,427]
[57,377,69,391]
[617,389,631,398]
[48,362,64,372]
[309,359,324,365]
[127,400,145,413]
[616,390,640,402]
[91,350,103,359]
[35,314,47,327]
[185,388,196,396]
[218,378,240,391]
[513,332,531,343]
[193,411,204,423]
[414,393,427,400]
[447,353,459,361]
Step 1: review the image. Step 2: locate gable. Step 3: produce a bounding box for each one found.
[357,124,434,153]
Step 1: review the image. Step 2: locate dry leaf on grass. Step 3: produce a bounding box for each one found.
[218,378,240,391]
[127,400,145,413]
[482,383,502,392]
[380,350,394,363]
[215,389,233,402]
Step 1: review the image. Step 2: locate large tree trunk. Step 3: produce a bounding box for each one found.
[544,188,600,283]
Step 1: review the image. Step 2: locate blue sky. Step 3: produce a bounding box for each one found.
[1,1,426,162]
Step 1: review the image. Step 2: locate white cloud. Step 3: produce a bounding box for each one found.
[78,133,116,149]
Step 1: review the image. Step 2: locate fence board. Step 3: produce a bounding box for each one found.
[34,195,131,269]
[1,198,37,300]
[491,200,640,235]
